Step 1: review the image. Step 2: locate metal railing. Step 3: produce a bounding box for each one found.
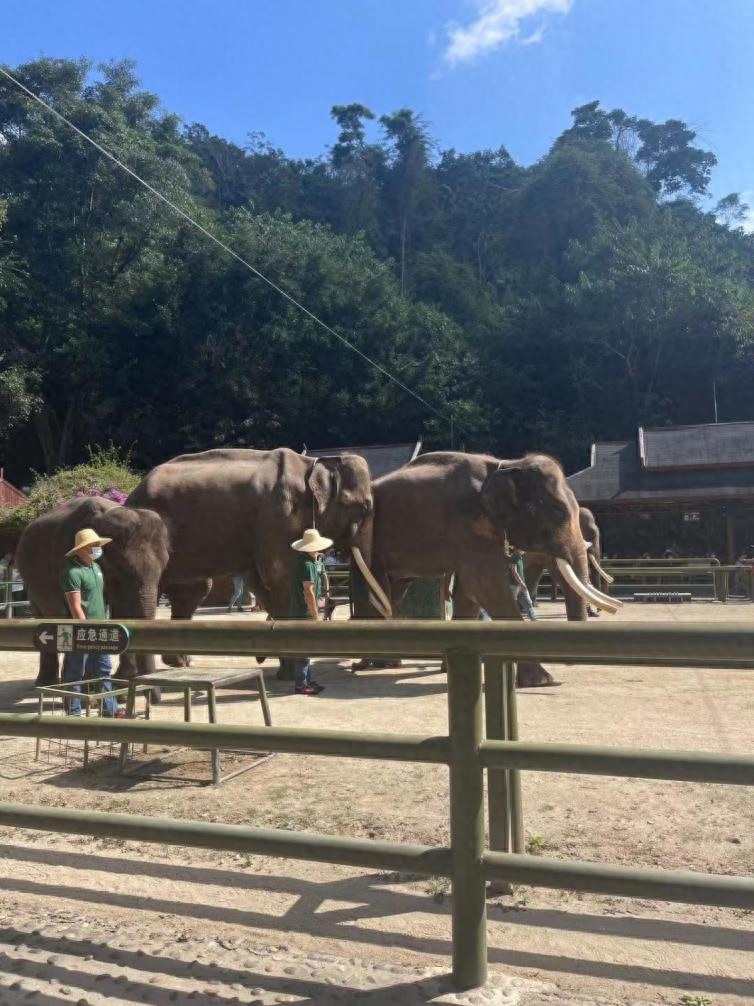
[539,561,754,602]
[0,618,753,989]
[0,579,28,617]
[601,563,753,602]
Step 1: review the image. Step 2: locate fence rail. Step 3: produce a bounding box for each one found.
[0,618,752,989]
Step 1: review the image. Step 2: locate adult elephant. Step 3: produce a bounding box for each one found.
[351,452,619,686]
[525,504,614,617]
[126,447,383,666]
[15,498,170,685]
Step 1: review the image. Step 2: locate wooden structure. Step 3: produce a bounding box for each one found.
[0,469,26,509]
[568,422,754,562]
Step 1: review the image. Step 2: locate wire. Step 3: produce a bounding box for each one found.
[0,65,452,428]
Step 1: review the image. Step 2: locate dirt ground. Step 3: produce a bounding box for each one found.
[0,599,751,1005]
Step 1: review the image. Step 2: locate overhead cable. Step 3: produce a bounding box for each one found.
[0,65,451,427]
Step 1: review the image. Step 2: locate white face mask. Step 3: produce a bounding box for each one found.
[90,546,103,561]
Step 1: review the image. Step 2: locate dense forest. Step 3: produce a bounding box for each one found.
[1,57,753,483]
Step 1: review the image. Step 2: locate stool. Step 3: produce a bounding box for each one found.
[119,667,272,784]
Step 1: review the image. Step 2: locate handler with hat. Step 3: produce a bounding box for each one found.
[62,528,124,717]
[282,528,333,695]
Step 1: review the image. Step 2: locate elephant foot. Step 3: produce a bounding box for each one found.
[161,654,192,668]
[516,662,557,688]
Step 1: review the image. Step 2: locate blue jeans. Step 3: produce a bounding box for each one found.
[513,585,537,621]
[229,575,245,609]
[62,651,118,716]
[281,657,311,689]
[480,587,538,622]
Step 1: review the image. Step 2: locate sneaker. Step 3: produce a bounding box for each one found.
[103,707,127,718]
[294,683,325,695]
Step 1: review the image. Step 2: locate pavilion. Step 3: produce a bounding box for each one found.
[567,421,754,561]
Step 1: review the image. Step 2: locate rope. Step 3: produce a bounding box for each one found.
[0,65,452,429]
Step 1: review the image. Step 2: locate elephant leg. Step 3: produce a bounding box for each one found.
[455,559,555,688]
[525,564,545,603]
[450,577,482,618]
[161,580,212,667]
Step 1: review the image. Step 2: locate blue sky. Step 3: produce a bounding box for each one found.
[4,0,754,216]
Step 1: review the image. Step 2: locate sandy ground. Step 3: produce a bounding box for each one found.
[0,599,751,1005]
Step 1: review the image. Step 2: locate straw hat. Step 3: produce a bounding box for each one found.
[291,528,334,553]
[66,528,113,558]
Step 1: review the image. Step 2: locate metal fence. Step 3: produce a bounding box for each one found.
[0,578,28,617]
[539,561,754,602]
[0,618,753,989]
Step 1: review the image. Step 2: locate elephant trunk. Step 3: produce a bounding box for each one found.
[111,581,160,678]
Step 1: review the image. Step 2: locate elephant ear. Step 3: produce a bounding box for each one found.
[307,458,343,517]
[480,464,523,527]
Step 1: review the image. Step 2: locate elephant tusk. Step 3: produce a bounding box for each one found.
[588,551,615,584]
[368,592,392,620]
[351,546,393,619]
[555,558,622,614]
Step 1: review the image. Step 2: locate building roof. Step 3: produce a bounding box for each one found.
[0,470,26,508]
[569,426,754,507]
[302,441,422,480]
[639,421,754,470]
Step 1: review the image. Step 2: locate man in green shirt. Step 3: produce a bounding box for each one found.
[281,527,332,695]
[62,527,123,717]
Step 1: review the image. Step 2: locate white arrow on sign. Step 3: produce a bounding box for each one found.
[38,631,54,645]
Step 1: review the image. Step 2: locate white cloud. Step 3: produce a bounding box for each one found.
[443,0,573,66]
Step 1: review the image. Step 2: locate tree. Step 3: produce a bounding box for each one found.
[379,109,435,295]
[565,101,717,199]
[0,58,205,470]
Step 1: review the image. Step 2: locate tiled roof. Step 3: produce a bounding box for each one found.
[569,438,754,505]
[302,442,422,480]
[0,475,26,508]
[640,421,754,470]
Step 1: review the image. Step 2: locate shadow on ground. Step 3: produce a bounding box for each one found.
[0,843,750,999]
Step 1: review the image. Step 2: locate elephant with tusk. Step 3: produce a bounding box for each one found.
[525,504,617,617]
[350,451,619,686]
[126,447,383,669]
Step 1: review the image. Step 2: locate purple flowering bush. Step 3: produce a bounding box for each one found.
[74,488,129,506]
[0,447,140,537]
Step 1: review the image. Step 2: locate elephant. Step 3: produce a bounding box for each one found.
[525,504,614,617]
[126,447,383,667]
[15,497,170,685]
[350,451,619,686]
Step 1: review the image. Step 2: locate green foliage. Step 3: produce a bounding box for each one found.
[1,58,753,483]
[0,446,139,542]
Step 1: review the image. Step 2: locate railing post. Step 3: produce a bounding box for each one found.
[483,657,510,852]
[447,648,487,990]
[504,660,524,854]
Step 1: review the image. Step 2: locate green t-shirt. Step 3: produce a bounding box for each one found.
[287,551,322,619]
[62,558,107,619]
[508,555,525,587]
